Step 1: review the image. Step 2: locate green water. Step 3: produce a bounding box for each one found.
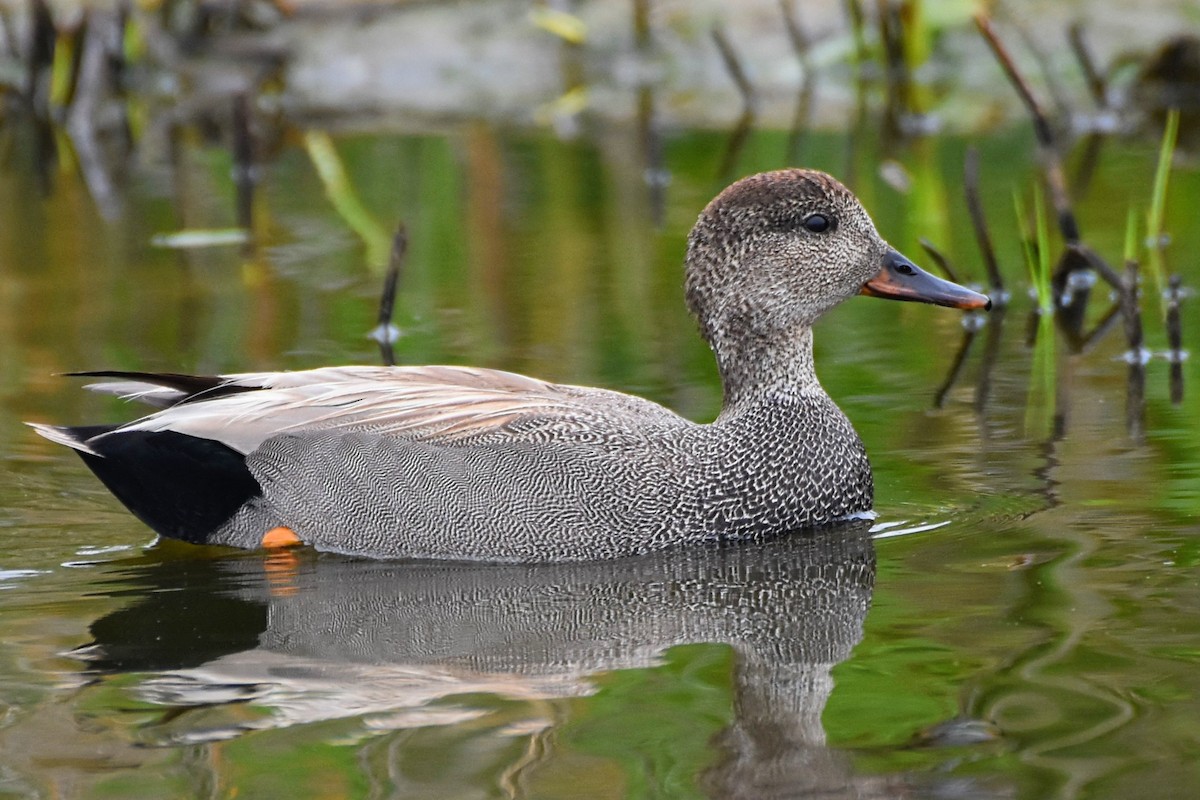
[3,116,1200,799]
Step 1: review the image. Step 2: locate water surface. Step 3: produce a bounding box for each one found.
[2,114,1200,798]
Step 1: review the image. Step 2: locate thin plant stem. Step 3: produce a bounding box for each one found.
[1146,107,1180,316]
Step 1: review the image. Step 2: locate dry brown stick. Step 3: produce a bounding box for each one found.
[375,223,408,367]
[964,146,1005,297]
[1067,22,1107,109]
[779,0,810,61]
[975,14,1080,246]
[717,108,754,181]
[785,69,815,165]
[26,0,56,104]
[879,1,910,108]
[780,0,814,164]
[232,93,255,231]
[933,327,979,409]
[1013,19,1074,122]
[975,15,1052,142]
[1122,261,1147,440]
[1167,274,1184,404]
[1070,243,1123,293]
[1078,302,1122,354]
[1126,361,1146,442]
[1120,258,1144,355]
[711,24,757,111]
[632,0,652,49]
[918,238,962,284]
[1071,131,1106,198]
[974,305,1006,417]
[1167,275,1184,351]
[637,86,667,227]
[843,0,868,66]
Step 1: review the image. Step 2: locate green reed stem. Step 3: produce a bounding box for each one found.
[1146,108,1179,315]
[304,131,392,271]
[1124,205,1138,266]
[1015,185,1057,438]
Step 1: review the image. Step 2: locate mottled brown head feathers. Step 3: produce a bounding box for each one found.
[684,169,890,349]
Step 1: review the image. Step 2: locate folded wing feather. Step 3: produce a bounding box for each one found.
[82,365,679,454]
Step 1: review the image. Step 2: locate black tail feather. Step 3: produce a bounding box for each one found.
[71,426,261,544]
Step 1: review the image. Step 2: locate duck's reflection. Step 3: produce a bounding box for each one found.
[82,523,878,795]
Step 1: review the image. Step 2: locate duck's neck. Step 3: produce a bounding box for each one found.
[696,323,874,537]
[713,324,821,411]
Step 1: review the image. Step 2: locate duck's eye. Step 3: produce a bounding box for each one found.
[803,213,832,233]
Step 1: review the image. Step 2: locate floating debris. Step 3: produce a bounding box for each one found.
[1120,348,1153,366]
[911,716,1003,748]
[150,229,250,249]
[529,6,587,45]
[879,159,912,193]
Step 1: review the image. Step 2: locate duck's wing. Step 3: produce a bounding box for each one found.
[67,366,688,455]
[70,366,548,408]
[68,370,258,408]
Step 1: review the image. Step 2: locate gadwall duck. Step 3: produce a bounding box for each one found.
[31,169,989,562]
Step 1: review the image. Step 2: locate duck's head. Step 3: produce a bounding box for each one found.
[685,169,989,351]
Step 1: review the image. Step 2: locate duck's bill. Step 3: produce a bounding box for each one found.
[861,249,991,311]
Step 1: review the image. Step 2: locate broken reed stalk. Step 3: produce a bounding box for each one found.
[975,14,1082,254]
[1067,22,1107,108]
[842,0,868,67]
[26,0,56,104]
[632,0,651,49]
[1077,302,1122,354]
[974,16,1052,149]
[1070,244,1123,295]
[710,24,758,178]
[918,238,961,284]
[781,0,814,164]
[232,93,255,232]
[974,304,1006,416]
[1119,206,1141,349]
[1126,358,1146,442]
[717,109,754,181]
[1071,132,1106,198]
[779,0,810,61]
[711,24,757,112]
[879,3,907,102]
[1120,210,1147,438]
[785,66,814,165]
[1013,20,1074,121]
[964,146,1005,298]
[1124,261,1147,440]
[933,325,978,409]
[375,223,408,368]
[1167,274,1184,404]
[711,23,757,177]
[637,86,667,227]
[1120,259,1144,358]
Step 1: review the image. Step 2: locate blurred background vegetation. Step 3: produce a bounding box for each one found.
[3,2,1200,798]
